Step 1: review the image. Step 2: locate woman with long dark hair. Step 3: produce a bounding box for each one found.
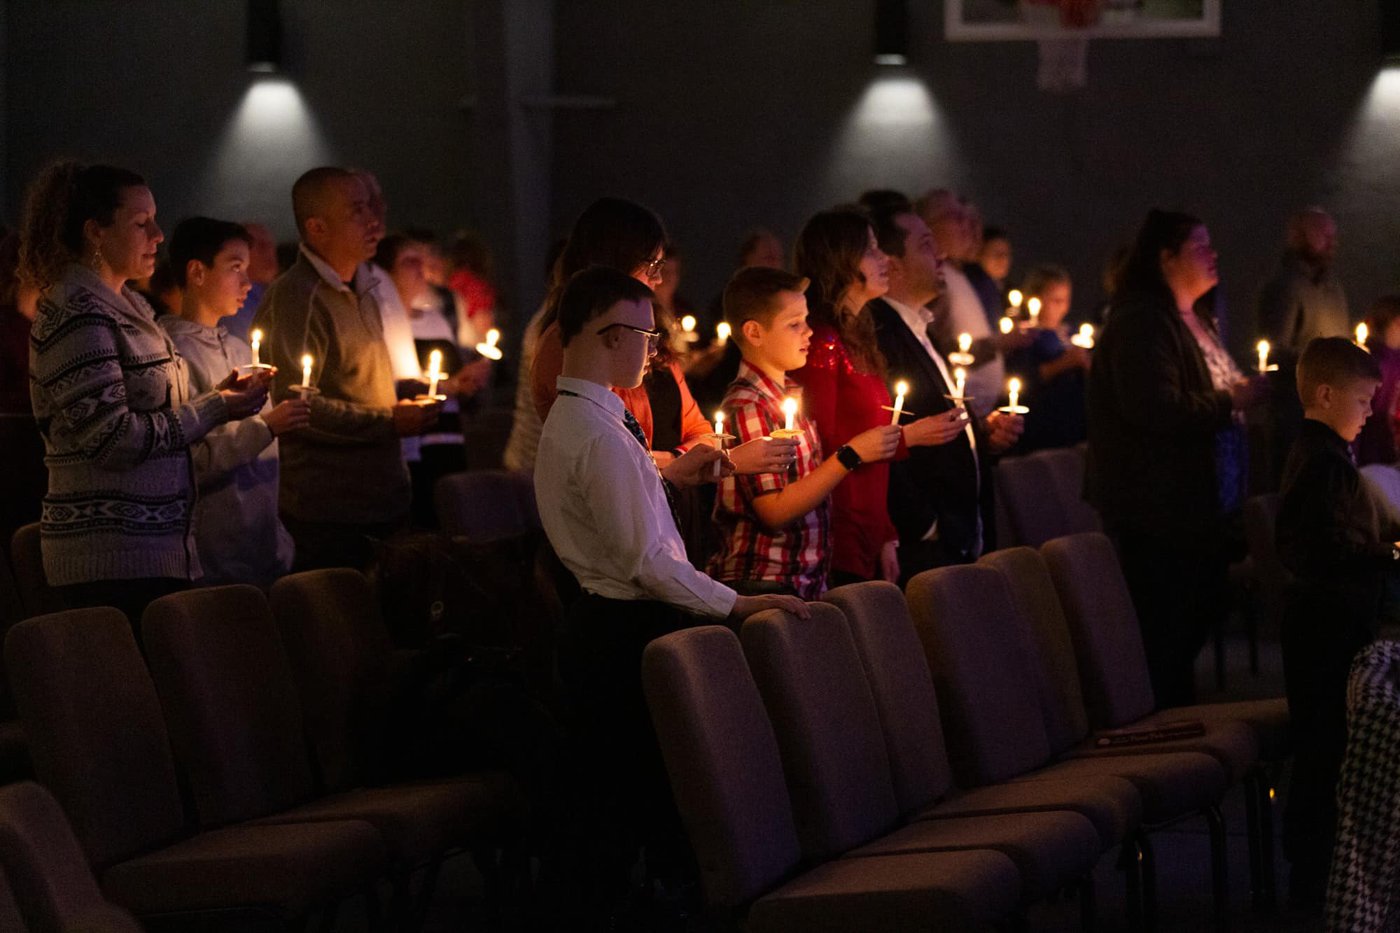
[1087,209,1267,707]
[791,208,907,584]
[20,161,268,620]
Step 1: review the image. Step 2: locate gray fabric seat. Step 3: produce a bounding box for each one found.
[642,625,1022,931]
[4,608,385,921]
[823,581,1140,847]
[739,604,1101,905]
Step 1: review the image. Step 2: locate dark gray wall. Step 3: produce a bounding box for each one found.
[3,1,479,252]
[552,0,1395,353]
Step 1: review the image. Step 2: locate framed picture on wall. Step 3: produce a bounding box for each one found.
[945,0,1221,41]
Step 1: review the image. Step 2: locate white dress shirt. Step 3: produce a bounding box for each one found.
[885,295,983,551]
[942,265,1004,417]
[535,375,737,618]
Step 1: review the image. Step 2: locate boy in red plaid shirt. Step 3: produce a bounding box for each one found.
[709,267,902,597]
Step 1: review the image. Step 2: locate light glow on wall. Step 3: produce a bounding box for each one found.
[826,75,962,198]
[198,78,329,229]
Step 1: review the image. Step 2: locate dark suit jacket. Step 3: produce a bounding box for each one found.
[1085,289,1234,545]
[870,298,995,564]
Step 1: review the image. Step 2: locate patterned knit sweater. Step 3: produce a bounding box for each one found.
[29,264,228,585]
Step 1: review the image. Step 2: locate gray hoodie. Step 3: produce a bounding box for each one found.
[159,314,294,587]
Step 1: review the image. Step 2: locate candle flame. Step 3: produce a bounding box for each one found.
[1008,377,1021,394]
[1027,296,1042,316]
[681,315,697,333]
[486,328,500,347]
[781,397,798,416]
[999,317,1014,334]
[427,349,443,376]
[895,380,909,396]
[1008,289,1023,308]
[1357,323,1369,346]
[251,328,263,345]
[716,321,732,340]
[957,333,971,353]
[301,353,313,369]
[1079,323,1093,339]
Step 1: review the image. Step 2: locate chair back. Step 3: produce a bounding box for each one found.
[641,626,801,910]
[142,585,315,826]
[1040,446,1103,535]
[435,470,530,543]
[978,547,1090,753]
[995,453,1063,547]
[1041,532,1156,727]
[822,581,956,817]
[740,603,900,860]
[5,608,185,869]
[0,781,140,933]
[8,524,62,620]
[1360,463,1400,527]
[905,565,1053,785]
[270,568,395,793]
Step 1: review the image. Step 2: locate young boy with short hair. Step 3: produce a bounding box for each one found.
[160,217,309,587]
[709,266,901,598]
[1276,335,1399,908]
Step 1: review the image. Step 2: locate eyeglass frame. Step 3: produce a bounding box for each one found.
[640,255,667,277]
[596,322,663,346]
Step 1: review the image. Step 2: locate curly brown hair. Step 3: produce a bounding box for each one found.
[793,208,887,377]
[19,161,147,295]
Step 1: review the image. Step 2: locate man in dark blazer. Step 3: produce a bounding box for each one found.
[866,198,1024,581]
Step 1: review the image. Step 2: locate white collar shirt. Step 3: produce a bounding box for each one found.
[534,375,737,618]
[941,265,1004,417]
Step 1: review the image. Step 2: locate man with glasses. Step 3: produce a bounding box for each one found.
[534,265,808,925]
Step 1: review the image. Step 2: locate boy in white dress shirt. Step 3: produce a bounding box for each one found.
[534,265,807,923]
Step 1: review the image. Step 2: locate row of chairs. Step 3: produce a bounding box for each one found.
[644,532,1290,931]
[0,570,525,930]
[995,446,1102,549]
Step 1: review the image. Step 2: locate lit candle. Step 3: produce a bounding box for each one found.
[890,380,908,425]
[1008,377,1021,409]
[682,314,698,342]
[1357,322,1369,348]
[999,316,1014,335]
[300,353,313,388]
[426,349,443,398]
[958,333,972,354]
[953,367,967,400]
[250,328,263,366]
[716,321,731,347]
[1008,289,1024,310]
[1027,296,1042,325]
[782,396,798,432]
[475,327,503,360]
[1070,322,1095,349]
[713,409,726,478]
[714,409,724,437]
[1256,339,1271,375]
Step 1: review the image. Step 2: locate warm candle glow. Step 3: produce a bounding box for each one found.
[250,328,263,366]
[1008,289,1023,309]
[1071,322,1095,349]
[1357,322,1370,348]
[890,380,908,424]
[475,327,504,360]
[427,349,443,397]
[782,396,798,431]
[300,353,313,388]
[1008,377,1021,409]
[713,409,724,436]
[1256,339,1271,374]
[953,367,967,399]
[682,315,697,333]
[1027,297,1042,321]
[999,316,1014,335]
[958,333,972,353]
[716,321,731,346]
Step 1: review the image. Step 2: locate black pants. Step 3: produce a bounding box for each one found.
[897,538,972,587]
[1114,530,1228,709]
[557,594,694,912]
[1280,598,1373,899]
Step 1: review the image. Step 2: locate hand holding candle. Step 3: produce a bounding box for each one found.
[998,376,1030,415]
[474,328,503,361]
[711,409,732,478]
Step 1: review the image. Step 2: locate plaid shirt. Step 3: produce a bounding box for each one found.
[708,361,830,599]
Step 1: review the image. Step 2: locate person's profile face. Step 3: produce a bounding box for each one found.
[599,297,658,388]
[1320,378,1378,443]
[197,239,252,318]
[390,244,429,305]
[895,213,942,296]
[980,238,1012,281]
[324,176,383,264]
[95,186,163,282]
[757,292,812,374]
[850,227,889,307]
[1039,281,1072,328]
[1163,225,1218,299]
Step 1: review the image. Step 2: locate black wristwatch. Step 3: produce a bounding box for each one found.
[835,444,863,471]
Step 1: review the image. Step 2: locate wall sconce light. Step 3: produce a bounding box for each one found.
[875,0,909,66]
[247,0,283,73]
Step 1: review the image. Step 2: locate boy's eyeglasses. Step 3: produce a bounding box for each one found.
[641,256,667,277]
[596,322,663,347]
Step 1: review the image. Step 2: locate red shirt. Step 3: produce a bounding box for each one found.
[709,361,829,599]
[793,323,905,580]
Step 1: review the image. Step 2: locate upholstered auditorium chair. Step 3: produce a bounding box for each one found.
[642,625,1023,931]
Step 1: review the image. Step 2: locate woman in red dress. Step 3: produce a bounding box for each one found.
[793,208,909,585]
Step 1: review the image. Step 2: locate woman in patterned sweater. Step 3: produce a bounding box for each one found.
[20,162,269,622]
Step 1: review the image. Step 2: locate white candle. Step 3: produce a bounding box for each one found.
[714,409,724,437]
[426,349,443,397]
[1256,339,1270,375]
[713,409,726,479]
[300,353,313,388]
[782,396,798,432]
[250,328,263,366]
[890,380,908,425]
[716,321,731,347]
[475,327,504,360]
[999,316,1014,335]
[1357,322,1369,348]
[953,367,967,400]
[1008,377,1021,410]
[1027,297,1042,324]
[1008,289,1024,310]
